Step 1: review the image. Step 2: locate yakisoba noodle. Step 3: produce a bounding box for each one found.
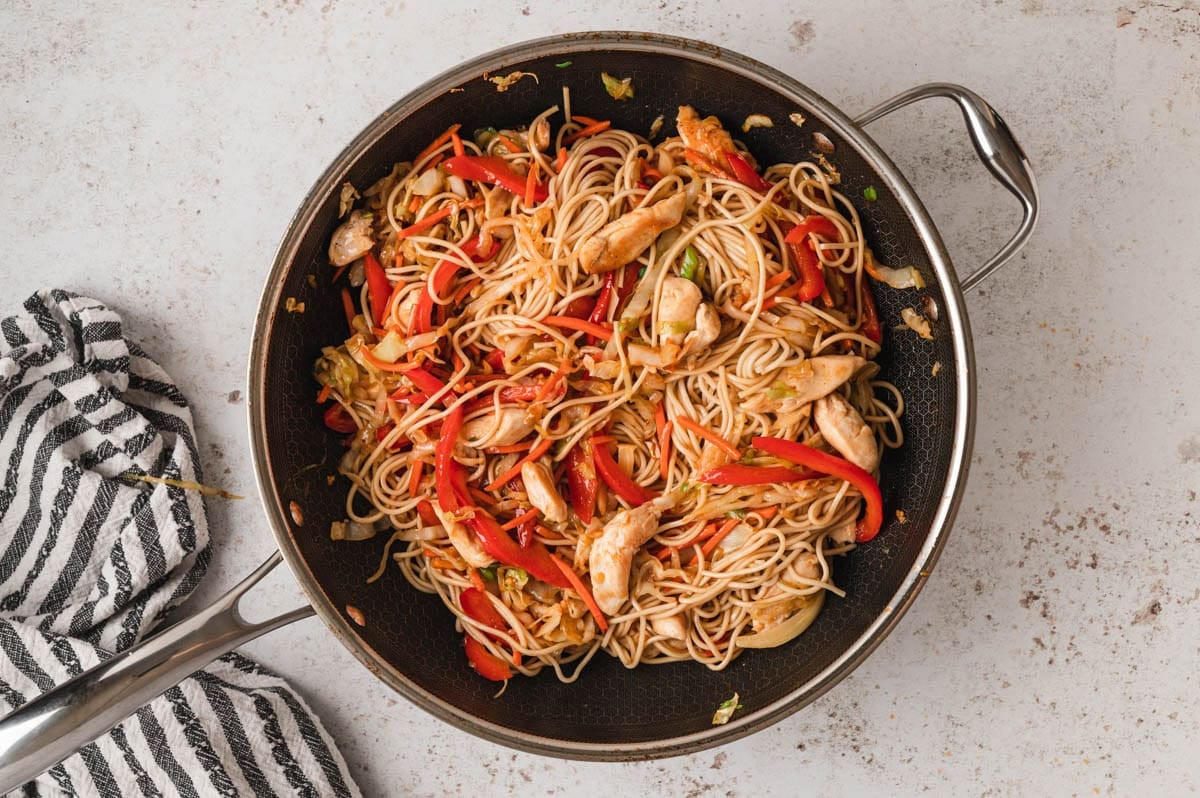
[315,97,907,684]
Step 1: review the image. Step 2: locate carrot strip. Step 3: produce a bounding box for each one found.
[588,434,615,446]
[654,521,719,562]
[414,123,461,166]
[340,287,356,331]
[396,198,483,240]
[534,358,571,403]
[452,276,481,304]
[497,134,522,154]
[484,440,535,455]
[485,437,555,491]
[701,519,742,557]
[766,271,792,289]
[563,120,612,145]
[430,558,455,570]
[469,567,487,592]
[653,402,671,481]
[469,487,498,507]
[550,555,609,632]
[407,195,422,214]
[316,384,332,404]
[407,459,424,497]
[451,129,465,157]
[556,147,568,172]
[675,415,742,460]
[539,316,612,341]
[754,506,780,520]
[570,114,598,126]
[502,507,540,531]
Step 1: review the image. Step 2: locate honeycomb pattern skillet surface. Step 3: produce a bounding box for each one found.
[252,34,970,758]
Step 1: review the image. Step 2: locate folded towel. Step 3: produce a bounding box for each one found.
[0,290,361,797]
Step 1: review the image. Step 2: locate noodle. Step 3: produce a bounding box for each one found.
[315,103,904,682]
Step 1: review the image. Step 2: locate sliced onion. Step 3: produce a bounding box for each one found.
[737,591,825,649]
[396,525,444,542]
[447,175,469,198]
[874,264,926,290]
[900,307,933,340]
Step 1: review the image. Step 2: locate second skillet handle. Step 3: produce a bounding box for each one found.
[0,552,315,795]
[854,83,1040,292]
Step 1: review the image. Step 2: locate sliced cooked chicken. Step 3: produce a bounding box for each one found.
[658,276,703,345]
[814,393,879,473]
[742,355,866,414]
[589,496,675,615]
[650,613,688,641]
[676,105,745,172]
[461,408,535,448]
[520,459,568,524]
[329,209,375,267]
[578,193,688,275]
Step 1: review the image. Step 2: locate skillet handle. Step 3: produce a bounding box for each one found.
[0,552,314,794]
[854,83,1039,292]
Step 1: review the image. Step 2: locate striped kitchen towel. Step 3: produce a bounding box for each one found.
[0,290,361,797]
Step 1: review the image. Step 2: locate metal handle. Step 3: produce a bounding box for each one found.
[855,82,1039,292]
[0,552,314,794]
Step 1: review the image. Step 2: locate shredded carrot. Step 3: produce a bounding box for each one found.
[452,276,481,304]
[422,547,442,559]
[429,558,455,570]
[512,649,522,668]
[450,129,465,157]
[654,402,671,481]
[539,316,612,341]
[340,287,356,331]
[675,415,742,460]
[316,384,332,404]
[563,119,612,145]
[468,487,498,507]
[485,437,554,491]
[502,507,540,531]
[468,567,487,592]
[766,271,792,289]
[754,506,780,520]
[589,434,616,446]
[550,555,609,632]
[534,358,571,402]
[396,198,483,240]
[701,519,742,557]
[425,153,445,172]
[359,346,423,373]
[484,440,535,454]
[407,195,422,214]
[524,160,537,207]
[497,134,522,154]
[407,459,424,497]
[640,160,664,182]
[654,520,719,562]
[570,114,598,126]
[556,147,568,172]
[414,123,461,166]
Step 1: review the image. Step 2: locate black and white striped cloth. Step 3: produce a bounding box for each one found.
[0,291,361,797]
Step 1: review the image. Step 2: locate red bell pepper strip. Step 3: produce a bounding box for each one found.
[589,271,616,326]
[443,155,548,203]
[362,253,391,328]
[375,424,411,451]
[517,516,537,548]
[484,348,505,372]
[725,151,774,194]
[858,280,882,343]
[460,587,509,635]
[591,437,658,507]
[465,511,572,589]
[751,436,883,542]
[784,217,841,303]
[405,367,462,513]
[561,295,596,319]
[565,440,598,524]
[410,236,497,335]
[697,464,820,486]
[463,634,511,681]
[322,404,357,434]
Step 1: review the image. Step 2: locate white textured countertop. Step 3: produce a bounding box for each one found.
[4,1,1198,795]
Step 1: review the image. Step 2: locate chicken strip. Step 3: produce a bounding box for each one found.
[578,193,687,275]
[589,496,675,615]
[814,393,880,473]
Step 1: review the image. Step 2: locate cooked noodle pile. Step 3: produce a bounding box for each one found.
[314,98,904,683]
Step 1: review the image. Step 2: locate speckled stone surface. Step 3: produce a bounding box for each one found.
[3,1,1198,795]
